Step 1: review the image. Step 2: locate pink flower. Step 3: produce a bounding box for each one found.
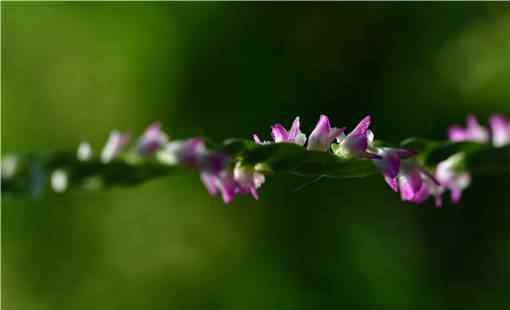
[332,116,374,158]
[253,116,306,146]
[200,163,265,204]
[385,159,443,208]
[435,153,471,204]
[233,163,265,200]
[490,114,510,147]
[307,115,345,151]
[200,172,239,204]
[448,115,489,143]
[136,122,168,156]
[160,138,265,204]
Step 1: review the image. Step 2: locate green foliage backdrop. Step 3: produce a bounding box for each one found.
[3,3,510,310]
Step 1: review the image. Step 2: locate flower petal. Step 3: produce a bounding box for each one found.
[374,152,400,179]
[384,176,399,192]
[200,173,218,196]
[399,177,416,201]
[329,127,346,142]
[137,122,168,156]
[350,115,371,137]
[218,174,238,204]
[399,169,423,201]
[490,114,510,147]
[288,117,301,141]
[450,187,462,204]
[271,124,289,143]
[466,115,490,143]
[335,116,371,157]
[411,183,430,204]
[448,126,467,142]
[100,130,130,163]
[308,115,345,151]
[253,134,263,144]
[434,193,443,208]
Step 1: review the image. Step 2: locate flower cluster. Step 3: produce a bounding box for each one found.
[50,122,170,193]
[253,115,441,206]
[80,123,264,204]
[436,115,510,205]
[253,115,369,155]
[159,138,264,203]
[251,114,509,208]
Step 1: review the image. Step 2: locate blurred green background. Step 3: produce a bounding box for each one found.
[3,3,510,310]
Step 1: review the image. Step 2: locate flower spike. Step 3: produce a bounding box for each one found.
[5,112,508,208]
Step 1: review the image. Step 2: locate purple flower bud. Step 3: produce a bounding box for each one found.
[77,142,92,161]
[490,114,510,147]
[333,116,372,158]
[136,122,168,156]
[435,153,471,204]
[307,115,345,151]
[448,115,489,143]
[254,116,306,146]
[100,130,130,163]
